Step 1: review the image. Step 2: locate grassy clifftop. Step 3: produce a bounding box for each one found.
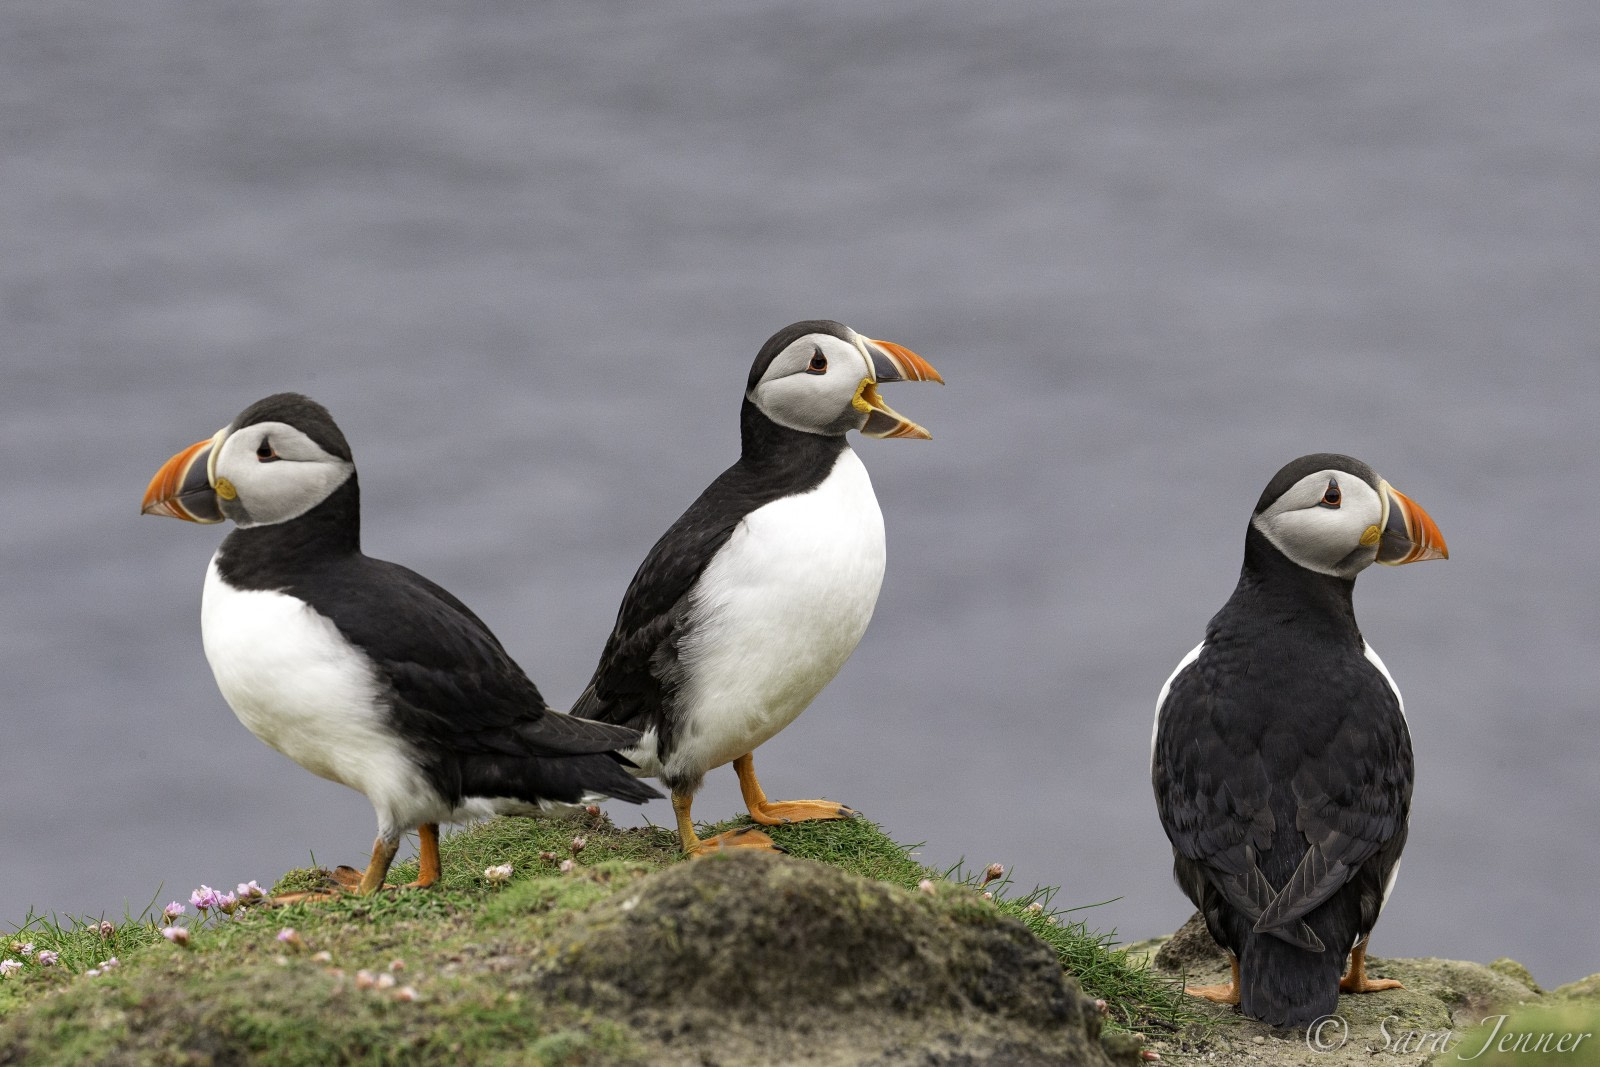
[0,813,1186,1065]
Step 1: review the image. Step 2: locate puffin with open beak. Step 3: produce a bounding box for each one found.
[142,392,659,897]
[571,320,942,854]
[1151,453,1448,1027]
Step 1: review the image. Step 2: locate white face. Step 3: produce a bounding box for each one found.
[1252,467,1387,579]
[747,331,876,436]
[211,420,355,528]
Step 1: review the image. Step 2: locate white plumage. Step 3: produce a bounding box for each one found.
[631,448,886,786]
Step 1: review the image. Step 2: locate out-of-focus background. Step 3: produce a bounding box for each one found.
[4,1,1596,984]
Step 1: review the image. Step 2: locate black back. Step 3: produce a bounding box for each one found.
[216,474,658,807]
[570,400,848,780]
[1151,524,1412,1026]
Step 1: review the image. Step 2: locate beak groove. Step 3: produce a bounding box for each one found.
[142,436,225,524]
[1377,484,1449,565]
[865,337,944,385]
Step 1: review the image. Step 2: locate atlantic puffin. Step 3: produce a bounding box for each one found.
[1151,453,1448,1026]
[141,393,659,895]
[570,320,942,855]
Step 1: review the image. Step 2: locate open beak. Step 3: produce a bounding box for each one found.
[1375,482,1448,565]
[855,337,944,440]
[141,431,226,523]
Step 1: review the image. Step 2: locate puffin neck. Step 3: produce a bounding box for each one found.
[737,398,849,473]
[218,475,362,577]
[1226,523,1361,634]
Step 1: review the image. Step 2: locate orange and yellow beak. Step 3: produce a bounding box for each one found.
[855,336,944,440]
[141,431,226,524]
[1375,483,1449,565]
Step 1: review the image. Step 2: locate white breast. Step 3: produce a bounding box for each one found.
[200,556,438,835]
[659,448,886,786]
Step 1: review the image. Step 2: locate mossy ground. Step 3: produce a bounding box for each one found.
[1,812,1187,1065]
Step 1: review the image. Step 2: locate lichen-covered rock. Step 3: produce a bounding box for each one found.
[535,850,1116,1066]
[1133,915,1557,1067]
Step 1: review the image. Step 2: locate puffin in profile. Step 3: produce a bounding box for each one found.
[571,320,942,855]
[1151,453,1448,1026]
[142,393,659,895]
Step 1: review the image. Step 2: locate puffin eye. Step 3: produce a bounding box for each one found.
[805,348,828,374]
[1318,479,1341,508]
[257,439,279,463]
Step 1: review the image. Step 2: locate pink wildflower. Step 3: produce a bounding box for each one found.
[190,885,221,911]
[37,950,60,967]
[162,901,186,925]
[161,926,190,947]
[0,959,20,977]
[980,863,1005,887]
[558,859,574,874]
[236,880,266,900]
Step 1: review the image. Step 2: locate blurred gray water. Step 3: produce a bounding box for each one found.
[4,2,1597,985]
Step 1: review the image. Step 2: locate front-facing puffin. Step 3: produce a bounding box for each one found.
[142,393,659,895]
[572,320,942,855]
[1151,453,1448,1027]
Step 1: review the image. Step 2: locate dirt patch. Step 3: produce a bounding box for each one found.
[534,850,1121,1066]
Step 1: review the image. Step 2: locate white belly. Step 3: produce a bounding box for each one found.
[200,556,437,834]
[656,449,886,786]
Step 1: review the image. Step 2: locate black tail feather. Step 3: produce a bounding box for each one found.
[460,751,662,807]
[1238,931,1344,1028]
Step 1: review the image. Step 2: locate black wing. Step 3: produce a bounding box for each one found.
[299,555,659,805]
[1153,642,1411,951]
[570,410,848,766]
[569,464,764,757]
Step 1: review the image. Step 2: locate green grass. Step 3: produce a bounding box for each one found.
[0,811,1190,1064]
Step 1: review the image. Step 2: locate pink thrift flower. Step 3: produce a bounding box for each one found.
[276,928,305,951]
[393,985,418,1002]
[980,863,1005,887]
[217,892,240,915]
[354,969,376,990]
[237,880,265,900]
[162,901,186,924]
[97,921,115,938]
[584,804,601,817]
[1025,901,1044,915]
[190,885,221,911]
[37,950,59,967]
[18,943,33,957]
[570,836,587,855]
[483,864,513,884]
[375,972,396,990]
[558,859,574,874]
[0,959,21,977]
[918,879,937,895]
[161,927,190,947]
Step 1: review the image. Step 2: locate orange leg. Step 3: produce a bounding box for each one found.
[733,753,857,825]
[405,823,441,889]
[1185,954,1242,1005]
[272,826,430,903]
[673,790,780,856]
[1340,939,1404,994]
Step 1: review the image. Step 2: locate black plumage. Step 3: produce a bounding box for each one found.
[1152,455,1416,1027]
